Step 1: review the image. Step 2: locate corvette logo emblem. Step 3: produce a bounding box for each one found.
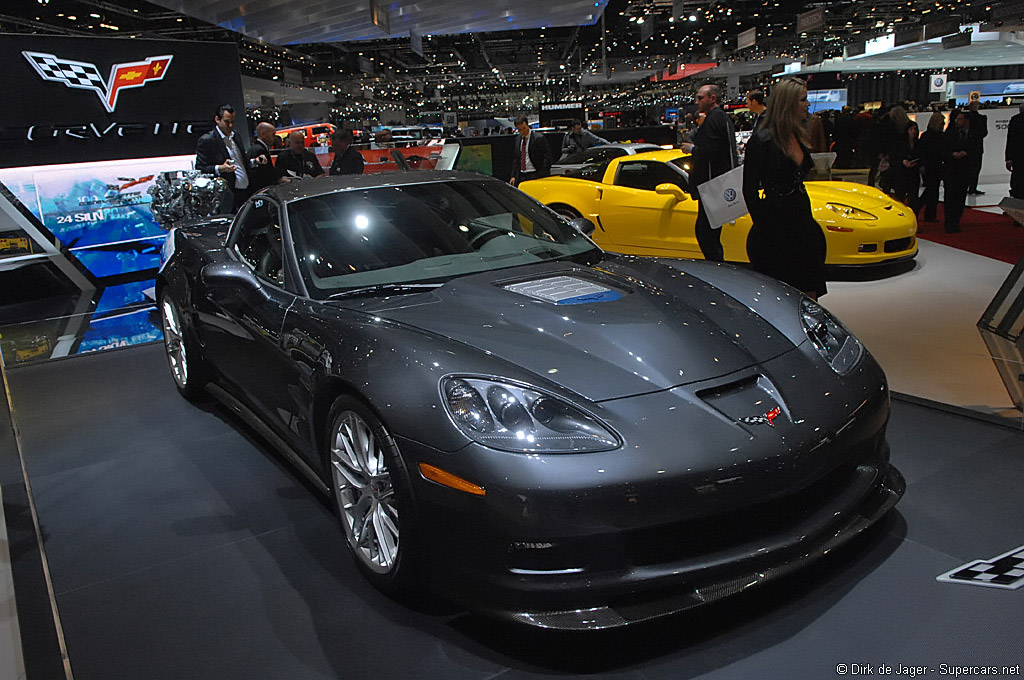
[740,406,781,427]
[23,51,173,113]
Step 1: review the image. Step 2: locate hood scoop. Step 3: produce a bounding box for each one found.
[504,276,623,305]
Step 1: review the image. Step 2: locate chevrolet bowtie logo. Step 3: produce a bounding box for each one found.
[23,51,173,113]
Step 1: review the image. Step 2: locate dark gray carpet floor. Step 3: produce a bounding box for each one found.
[4,342,1023,679]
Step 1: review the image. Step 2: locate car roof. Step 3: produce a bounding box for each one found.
[277,123,334,132]
[592,143,663,152]
[615,148,688,162]
[255,170,500,203]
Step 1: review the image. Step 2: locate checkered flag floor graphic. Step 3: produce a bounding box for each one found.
[24,52,106,91]
[937,545,1024,590]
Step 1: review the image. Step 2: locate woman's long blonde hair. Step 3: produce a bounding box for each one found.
[765,77,809,154]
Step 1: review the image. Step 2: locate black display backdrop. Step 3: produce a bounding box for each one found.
[0,35,247,168]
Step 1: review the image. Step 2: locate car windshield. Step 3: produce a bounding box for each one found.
[286,178,603,299]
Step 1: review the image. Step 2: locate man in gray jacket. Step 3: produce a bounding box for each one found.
[560,119,605,159]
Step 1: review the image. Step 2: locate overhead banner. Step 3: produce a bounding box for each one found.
[650,62,717,82]
[930,73,948,93]
[797,7,825,33]
[942,32,971,49]
[0,35,246,168]
[640,15,654,42]
[738,28,757,50]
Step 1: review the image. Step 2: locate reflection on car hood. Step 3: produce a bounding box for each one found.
[806,181,899,211]
[346,260,795,401]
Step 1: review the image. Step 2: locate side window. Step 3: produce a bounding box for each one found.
[586,148,622,163]
[230,198,285,286]
[566,161,610,181]
[614,161,688,192]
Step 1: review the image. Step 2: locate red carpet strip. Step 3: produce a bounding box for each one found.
[916,205,1024,265]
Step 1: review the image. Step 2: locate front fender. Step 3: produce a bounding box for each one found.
[298,304,593,456]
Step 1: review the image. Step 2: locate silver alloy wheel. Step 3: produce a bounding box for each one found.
[160,297,188,389]
[330,410,399,574]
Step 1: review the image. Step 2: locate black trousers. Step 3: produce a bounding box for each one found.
[968,153,983,192]
[1011,165,1024,200]
[920,168,941,221]
[695,202,724,262]
[943,176,969,231]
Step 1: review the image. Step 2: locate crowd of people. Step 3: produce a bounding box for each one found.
[201,88,1021,299]
[195,105,365,213]
[676,81,1017,296]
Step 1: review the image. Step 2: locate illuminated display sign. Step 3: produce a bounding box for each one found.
[0,155,195,277]
[806,89,848,113]
[23,51,173,113]
[953,80,1024,104]
[0,36,246,281]
[0,35,245,167]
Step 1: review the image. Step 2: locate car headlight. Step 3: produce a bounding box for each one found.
[826,202,877,220]
[442,377,620,453]
[800,299,863,375]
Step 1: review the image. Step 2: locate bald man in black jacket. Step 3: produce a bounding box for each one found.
[681,84,738,262]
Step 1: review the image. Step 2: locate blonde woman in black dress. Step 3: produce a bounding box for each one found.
[742,78,827,300]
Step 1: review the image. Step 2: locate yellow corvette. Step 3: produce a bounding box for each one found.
[519,149,918,266]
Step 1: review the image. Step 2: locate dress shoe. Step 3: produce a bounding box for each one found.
[945,225,961,233]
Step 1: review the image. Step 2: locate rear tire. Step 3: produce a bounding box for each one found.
[325,396,422,596]
[159,292,208,400]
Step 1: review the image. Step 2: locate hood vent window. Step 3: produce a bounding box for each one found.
[504,276,622,305]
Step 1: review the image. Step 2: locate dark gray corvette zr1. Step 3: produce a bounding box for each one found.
[157,171,904,630]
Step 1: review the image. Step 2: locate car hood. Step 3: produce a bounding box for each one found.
[341,260,796,401]
[806,181,902,211]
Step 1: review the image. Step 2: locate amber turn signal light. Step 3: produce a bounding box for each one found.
[418,463,486,496]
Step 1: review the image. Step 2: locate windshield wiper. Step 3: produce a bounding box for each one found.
[326,283,443,300]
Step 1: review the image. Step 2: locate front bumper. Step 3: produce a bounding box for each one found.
[398,348,903,629]
[504,463,904,629]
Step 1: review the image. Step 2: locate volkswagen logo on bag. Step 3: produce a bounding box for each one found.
[724,188,736,202]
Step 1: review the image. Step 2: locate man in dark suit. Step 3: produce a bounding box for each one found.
[944,110,975,233]
[195,104,251,213]
[510,115,553,186]
[1005,104,1024,199]
[681,84,738,262]
[247,121,285,193]
[966,100,988,195]
[328,129,364,175]
[275,131,325,179]
[746,90,766,132]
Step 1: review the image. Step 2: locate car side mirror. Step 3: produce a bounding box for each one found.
[201,261,270,305]
[655,183,689,202]
[569,216,597,236]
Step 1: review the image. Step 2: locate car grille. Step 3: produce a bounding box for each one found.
[623,457,872,566]
[506,433,887,574]
[884,236,914,253]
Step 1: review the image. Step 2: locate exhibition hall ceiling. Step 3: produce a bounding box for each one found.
[0,0,1014,111]
[145,0,609,43]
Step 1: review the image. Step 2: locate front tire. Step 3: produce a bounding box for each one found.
[326,396,421,596]
[550,203,582,220]
[159,292,208,400]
